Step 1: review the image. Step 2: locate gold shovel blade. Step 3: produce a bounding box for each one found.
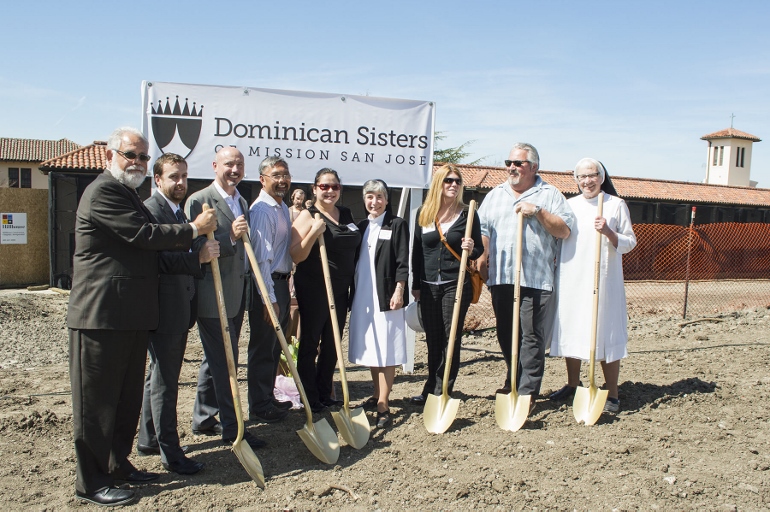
[494,392,532,432]
[423,393,461,434]
[231,441,265,488]
[331,407,371,449]
[573,386,609,426]
[297,417,340,464]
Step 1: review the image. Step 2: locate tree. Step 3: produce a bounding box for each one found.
[432,132,485,165]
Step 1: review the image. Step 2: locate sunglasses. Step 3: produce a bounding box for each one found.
[114,149,152,162]
[316,183,340,191]
[505,159,530,168]
[443,177,462,185]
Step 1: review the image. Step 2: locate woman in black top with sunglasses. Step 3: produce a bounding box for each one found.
[291,168,361,412]
[411,164,483,404]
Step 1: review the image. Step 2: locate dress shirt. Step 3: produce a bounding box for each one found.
[249,190,293,304]
[478,175,575,291]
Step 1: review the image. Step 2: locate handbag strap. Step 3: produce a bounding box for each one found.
[435,215,475,271]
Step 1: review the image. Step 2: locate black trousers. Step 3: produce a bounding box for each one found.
[191,284,246,438]
[247,278,291,413]
[490,285,552,396]
[137,330,188,464]
[419,278,472,397]
[295,277,349,405]
[69,328,148,494]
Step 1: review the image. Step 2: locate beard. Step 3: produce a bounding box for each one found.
[109,161,147,189]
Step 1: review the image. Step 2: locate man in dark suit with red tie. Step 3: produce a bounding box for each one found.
[136,153,219,475]
[68,128,217,506]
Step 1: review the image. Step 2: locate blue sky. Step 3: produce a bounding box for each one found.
[1,0,768,185]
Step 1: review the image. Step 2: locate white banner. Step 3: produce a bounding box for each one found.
[141,81,435,187]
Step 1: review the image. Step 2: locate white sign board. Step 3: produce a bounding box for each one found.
[141,81,435,187]
[1,213,27,244]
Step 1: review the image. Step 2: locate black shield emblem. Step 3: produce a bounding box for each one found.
[150,96,203,159]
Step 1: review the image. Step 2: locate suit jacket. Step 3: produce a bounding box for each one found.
[144,192,204,333]
[185,183,249,319]
[355,210,410,312]
[67,172,195,331]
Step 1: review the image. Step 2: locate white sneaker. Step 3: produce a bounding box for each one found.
[603,398,619,413]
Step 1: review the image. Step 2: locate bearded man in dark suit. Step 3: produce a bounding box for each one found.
[136,153,219,475]
[67,128,217,507]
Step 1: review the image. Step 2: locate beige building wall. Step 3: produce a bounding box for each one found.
[0,188,49,287]
[0,161,48,189]
[705,138,754,187]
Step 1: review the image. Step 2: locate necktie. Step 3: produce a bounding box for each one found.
[175,208,186,223]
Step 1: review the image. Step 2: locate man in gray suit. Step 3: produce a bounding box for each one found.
[68,127,217,506]
[186,146,266,449]
[137,153,218,475]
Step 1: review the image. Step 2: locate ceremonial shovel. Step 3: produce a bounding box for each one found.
[242,232,340,463]
[423,200,477,434]
[573,192,609,425]
[495,210,532,432]
[315,214,371,449]
[202,205,264,487]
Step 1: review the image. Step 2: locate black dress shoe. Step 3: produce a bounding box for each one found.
[309,401,328,413]
[192,423,223,436]
[76,487,136,506]
[113,469,160,483]
[410,394,426,405]
[223,431,267,450]
[273,398,293,410]
[320,397,343,407]
[136,443,160,456]
[137,443,189,456]
[249,404,289,423]
[163,455,205,475]
[548,383,581,402]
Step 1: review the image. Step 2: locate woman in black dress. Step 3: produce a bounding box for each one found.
[290,168,361,412]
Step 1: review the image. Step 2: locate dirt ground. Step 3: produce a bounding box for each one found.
[1,289,769,510]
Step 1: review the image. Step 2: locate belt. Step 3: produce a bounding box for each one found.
[271,272,291,280]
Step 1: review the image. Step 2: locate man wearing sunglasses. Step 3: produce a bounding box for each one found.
[477,142,575,412]
[185,147,268,450]
[68,127,218,506]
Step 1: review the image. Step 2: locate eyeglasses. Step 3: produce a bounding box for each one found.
[505,160,530,168]
[443,177,462,185]
[576,172,600,181]
[316,183,340,191]
[262,173,292,181]
[114,149,151,162]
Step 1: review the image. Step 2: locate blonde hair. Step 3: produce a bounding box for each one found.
[418,164,466,227]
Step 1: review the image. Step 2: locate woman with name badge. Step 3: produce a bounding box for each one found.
[348,179,410,429]
[291,169,361,412]
[410,164,483,405]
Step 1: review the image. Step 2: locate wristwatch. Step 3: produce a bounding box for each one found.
[533,205,542,216]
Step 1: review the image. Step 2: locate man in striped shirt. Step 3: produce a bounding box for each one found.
[477,142,575,402]
[247,156,295,423]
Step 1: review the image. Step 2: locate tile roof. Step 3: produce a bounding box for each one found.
[700,128,761,142]
[38,141,108,173]
[437,163,770,208]
[0,137,82,162]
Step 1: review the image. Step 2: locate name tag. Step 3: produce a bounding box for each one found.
[378,230,392,240]
[347,223,359,231]
[422,225,436,234]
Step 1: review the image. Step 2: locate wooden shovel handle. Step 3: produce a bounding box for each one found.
[587,192,604,387]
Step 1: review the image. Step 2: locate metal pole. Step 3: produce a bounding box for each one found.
[682,206,696,319]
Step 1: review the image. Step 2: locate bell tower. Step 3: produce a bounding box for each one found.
[701,125,761,187]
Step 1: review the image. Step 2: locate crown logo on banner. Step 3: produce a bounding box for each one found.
[150,95,204,159]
